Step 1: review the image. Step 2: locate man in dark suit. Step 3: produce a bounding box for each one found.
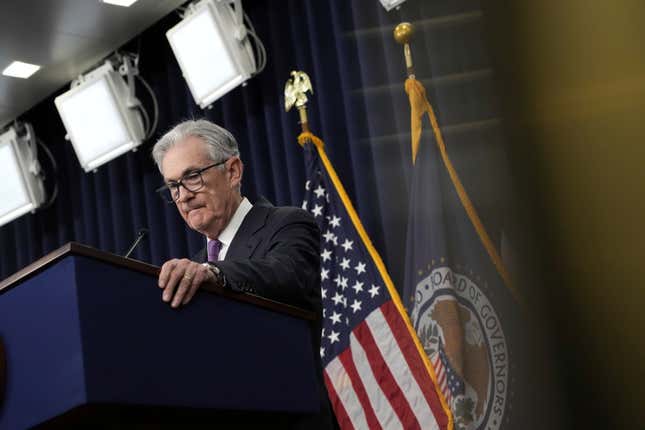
[151,119,335,429]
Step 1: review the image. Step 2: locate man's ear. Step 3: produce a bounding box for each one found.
[227,157,243,188]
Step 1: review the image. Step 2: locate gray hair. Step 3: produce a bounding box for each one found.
[152,119,241,174]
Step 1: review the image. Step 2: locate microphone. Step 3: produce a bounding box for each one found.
[123,228,149,259]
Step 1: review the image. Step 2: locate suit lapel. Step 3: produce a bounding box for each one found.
[225,199,272,259]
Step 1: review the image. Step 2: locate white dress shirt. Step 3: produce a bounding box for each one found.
[206,197,252,260]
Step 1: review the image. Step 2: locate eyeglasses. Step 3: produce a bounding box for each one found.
[156,160,227,203]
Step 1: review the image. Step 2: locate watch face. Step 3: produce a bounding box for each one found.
[202,261,219,273]
[201,262,223,291]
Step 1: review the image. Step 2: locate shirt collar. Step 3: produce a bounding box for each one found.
[209,197,252,248]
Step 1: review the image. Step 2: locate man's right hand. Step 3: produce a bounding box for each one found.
[158,258,215,308]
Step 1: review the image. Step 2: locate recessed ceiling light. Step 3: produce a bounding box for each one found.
[102,0,139,7]
[2,61,41,79]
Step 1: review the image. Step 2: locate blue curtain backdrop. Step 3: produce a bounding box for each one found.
[0,0,511,296]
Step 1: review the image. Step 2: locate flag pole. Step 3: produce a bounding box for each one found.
[394,22,416,78]
[394,22,426,163]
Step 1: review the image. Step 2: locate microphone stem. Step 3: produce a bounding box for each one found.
[124,230,147,258]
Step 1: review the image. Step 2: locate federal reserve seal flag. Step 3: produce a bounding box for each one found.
[402,77,526,430]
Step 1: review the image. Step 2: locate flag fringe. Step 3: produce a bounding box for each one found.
[299,131,454,430]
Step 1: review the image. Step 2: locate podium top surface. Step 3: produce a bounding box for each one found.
[0,242,316,321]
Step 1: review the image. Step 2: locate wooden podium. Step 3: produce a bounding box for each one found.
[0,243,319,429]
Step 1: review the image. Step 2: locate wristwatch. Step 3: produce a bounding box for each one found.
[202,262,225,288]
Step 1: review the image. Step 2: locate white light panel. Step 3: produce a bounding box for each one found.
[379,0,407,11]
[55,65,144,172]
[102,0,139,7]
[0,128,44,227]
[2,61,41,79]
[166,0,256,108]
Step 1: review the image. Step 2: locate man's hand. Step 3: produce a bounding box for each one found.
[158,258,215,308]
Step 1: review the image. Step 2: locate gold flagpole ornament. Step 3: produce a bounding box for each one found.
[284,70,313,133]
[394,22,415,78]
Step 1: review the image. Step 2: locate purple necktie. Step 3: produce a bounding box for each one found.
[207,239,222,262]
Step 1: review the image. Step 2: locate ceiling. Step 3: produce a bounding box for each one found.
[0,0,187,128]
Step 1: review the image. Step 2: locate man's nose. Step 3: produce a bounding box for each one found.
[176,185,195,202]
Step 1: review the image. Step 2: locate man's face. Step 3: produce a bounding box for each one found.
[161,136,242,238]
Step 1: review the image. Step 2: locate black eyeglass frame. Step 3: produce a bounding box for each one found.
[156,159,228,203]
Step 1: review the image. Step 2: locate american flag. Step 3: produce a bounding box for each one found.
[434,341,465,406]
[300,136,451,430]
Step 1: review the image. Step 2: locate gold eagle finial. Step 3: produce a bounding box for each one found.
[284,71,313,112]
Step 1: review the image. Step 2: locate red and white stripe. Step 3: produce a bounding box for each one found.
[431,353,451,405]
[324,300,450,430]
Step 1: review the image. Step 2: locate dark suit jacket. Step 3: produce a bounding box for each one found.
[195,198,322,313]
[194,197,336,430]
